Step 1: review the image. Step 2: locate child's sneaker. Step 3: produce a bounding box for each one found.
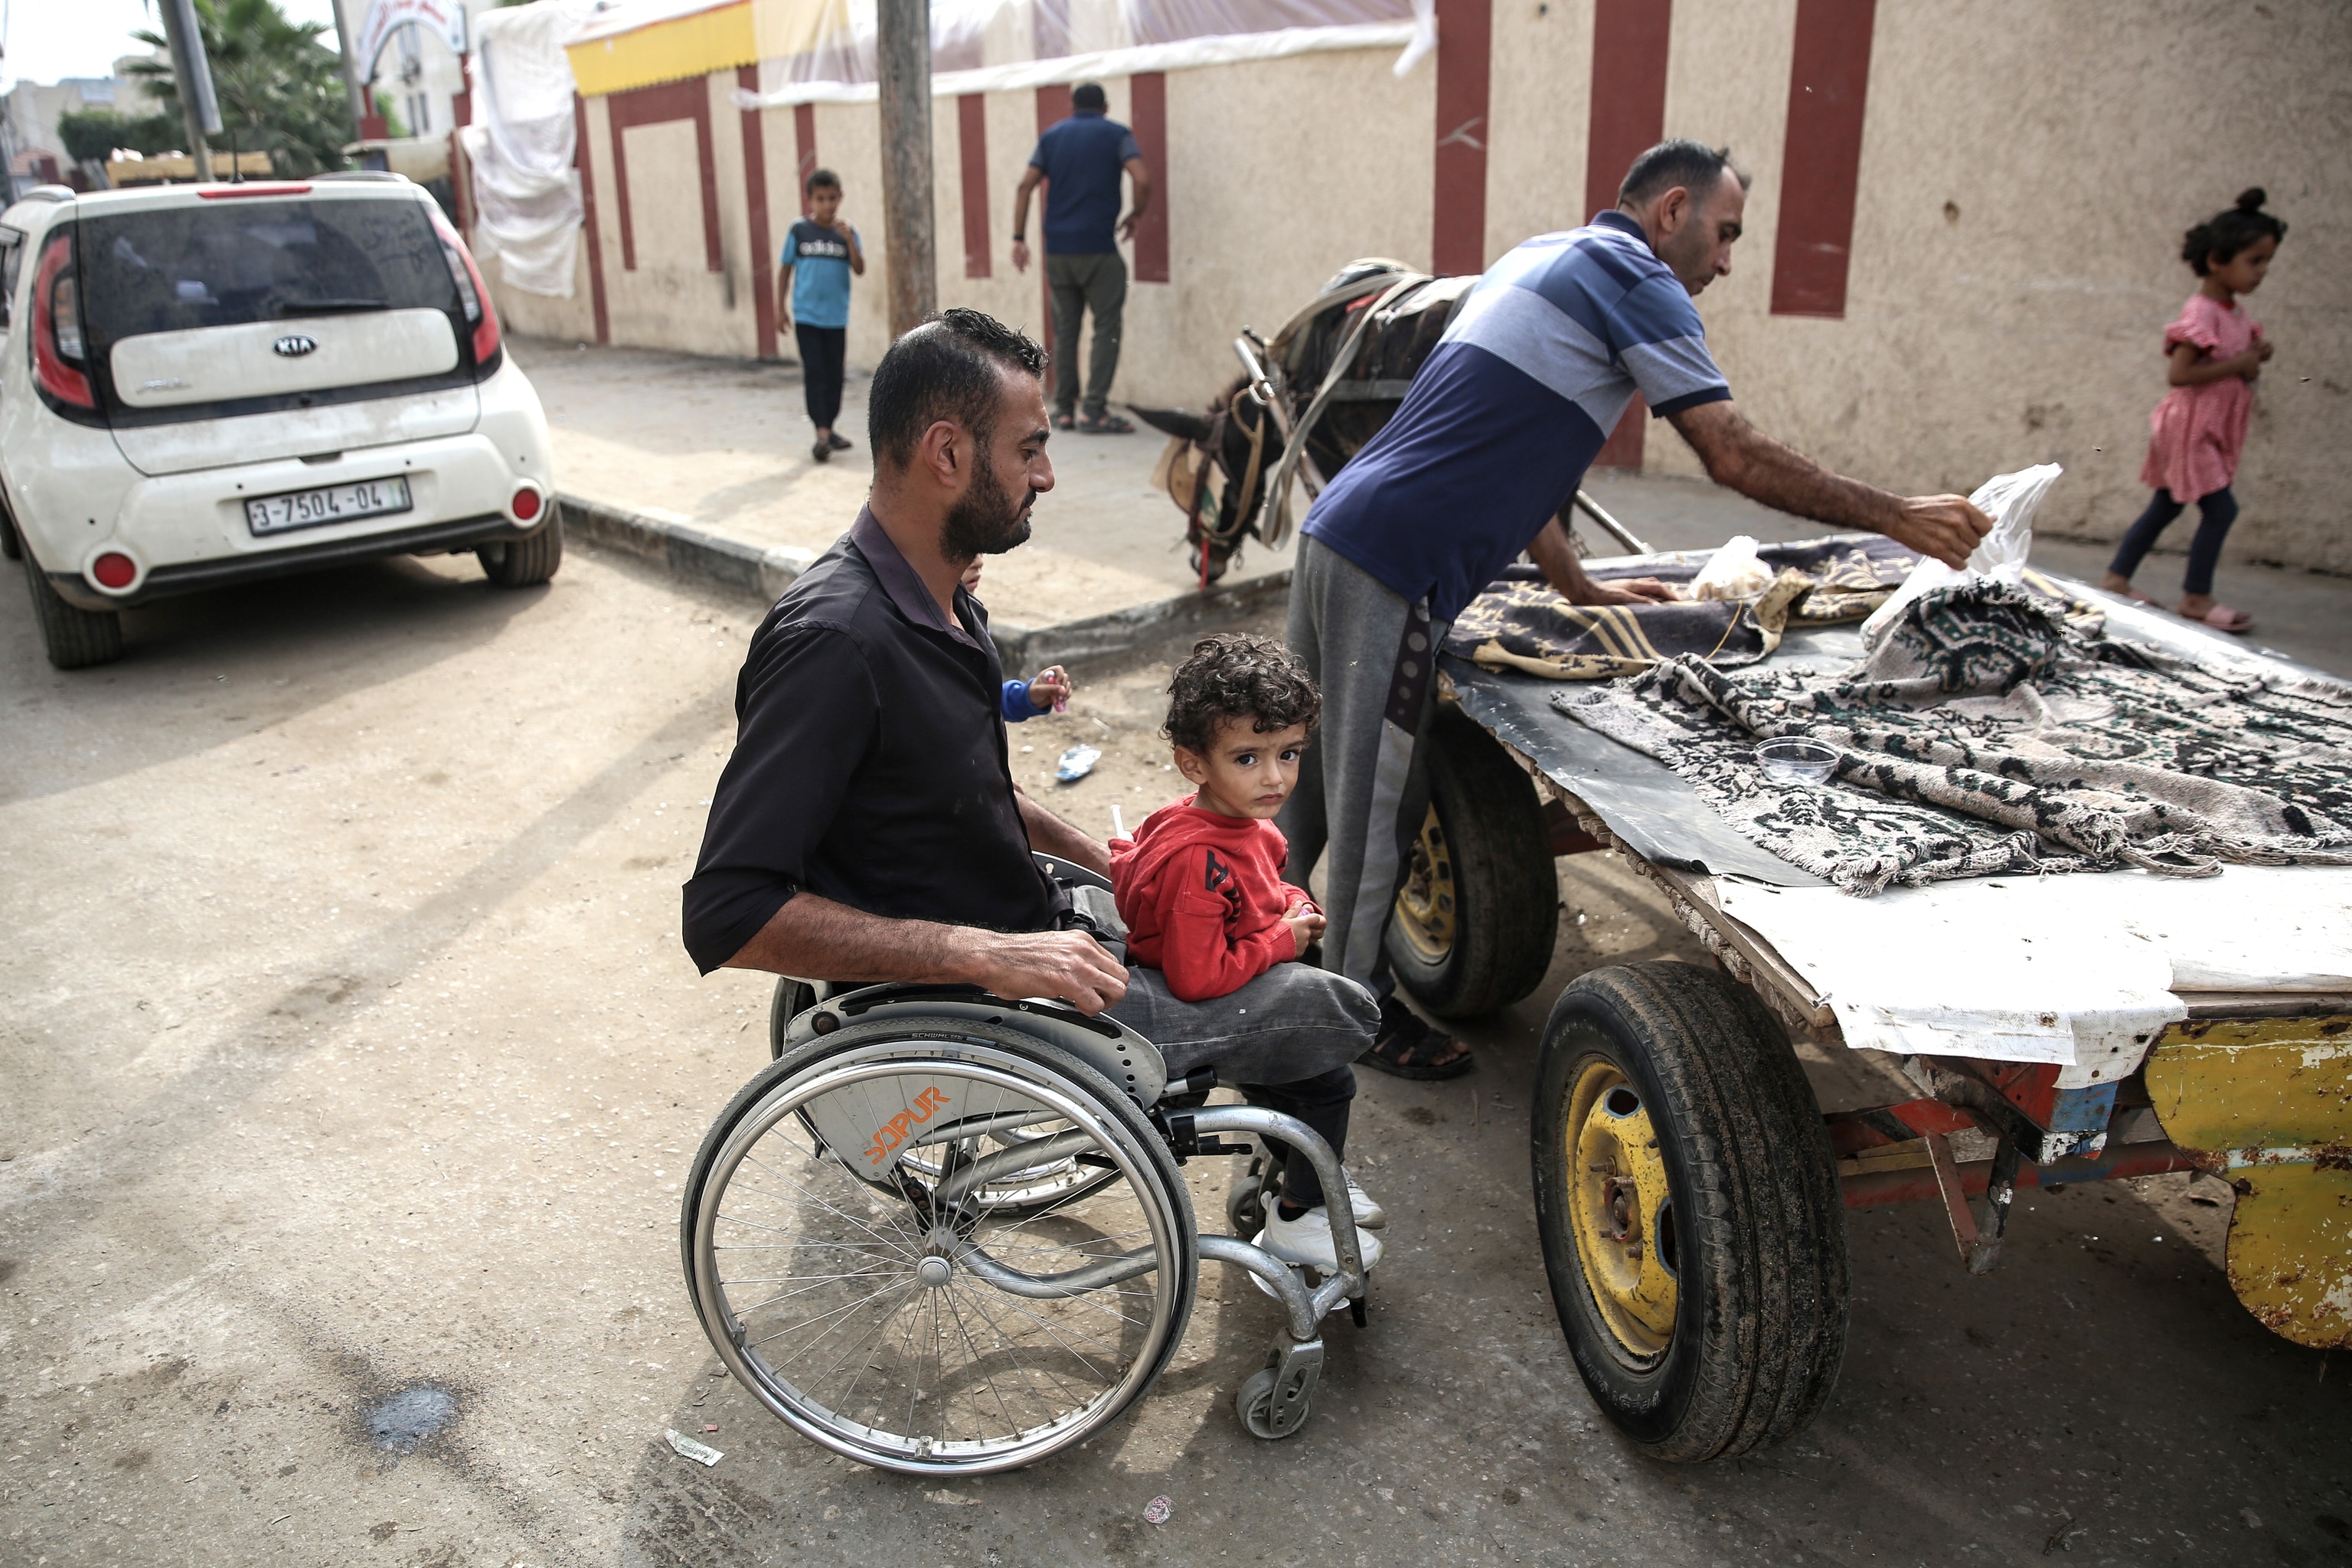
[1256,1204,1383,1275]
[1341,1168,1385,1230]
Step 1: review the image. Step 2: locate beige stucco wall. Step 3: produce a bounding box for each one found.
[483,2,2350,570]
[1649,0,2351,572]
[819,47,1438,411]
[1483,0,1596,262]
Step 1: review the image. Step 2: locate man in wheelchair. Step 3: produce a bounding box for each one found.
[681,308,1382,1275]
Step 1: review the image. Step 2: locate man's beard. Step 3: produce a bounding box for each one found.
[942,449,1036,560]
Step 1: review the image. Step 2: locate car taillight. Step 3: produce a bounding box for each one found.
[91,552,137,590]
[32,230,96,410]
[433,215,501,368]
[511,485,543,522]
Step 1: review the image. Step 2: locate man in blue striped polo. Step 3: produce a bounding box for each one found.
[1283,139,1993,1079]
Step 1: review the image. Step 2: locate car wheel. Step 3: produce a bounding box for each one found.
[478,518,564,587]
[0,509,21,561]
[20,554,124,670]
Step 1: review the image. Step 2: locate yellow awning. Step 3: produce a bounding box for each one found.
[564,0,757,97]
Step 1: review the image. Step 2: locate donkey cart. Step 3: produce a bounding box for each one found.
[1393,560,2352,1463]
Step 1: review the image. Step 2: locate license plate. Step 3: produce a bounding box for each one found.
[243,475,413,536]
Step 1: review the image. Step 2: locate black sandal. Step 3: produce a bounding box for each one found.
[1359,999,1474,1080]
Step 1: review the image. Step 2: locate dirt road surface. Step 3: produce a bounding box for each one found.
[5,541,2347,1567]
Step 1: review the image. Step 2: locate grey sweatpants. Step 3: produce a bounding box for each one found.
[1276,535,1451,997]
[1045,251,1126,416]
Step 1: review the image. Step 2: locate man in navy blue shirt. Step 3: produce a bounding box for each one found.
[1282,140,1993,1080]
[1011,82,1151,434]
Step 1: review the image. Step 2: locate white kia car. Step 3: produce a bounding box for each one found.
[0,173,557,669]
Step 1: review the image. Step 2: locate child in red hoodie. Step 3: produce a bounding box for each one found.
[1111,634,1383,1272]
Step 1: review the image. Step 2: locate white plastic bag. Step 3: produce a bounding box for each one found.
[1688,534,1771,601]
[1860,464,2063,648]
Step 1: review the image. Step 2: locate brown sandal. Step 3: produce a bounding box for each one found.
[1359,999,1474,1080]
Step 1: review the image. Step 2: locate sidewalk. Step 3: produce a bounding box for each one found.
[517,338,1296,669]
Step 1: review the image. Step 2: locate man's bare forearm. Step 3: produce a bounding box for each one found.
[1018,786,1111,873]
[1528,517,1592,599]
[723,890,983,982]
[1674,403,1902,533]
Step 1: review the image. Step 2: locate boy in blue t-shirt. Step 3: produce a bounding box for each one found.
[779,168,864,463]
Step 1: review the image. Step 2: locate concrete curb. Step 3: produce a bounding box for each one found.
[557,493,1289,670]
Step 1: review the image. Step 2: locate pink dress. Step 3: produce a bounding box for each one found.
[2140,292,2262,501]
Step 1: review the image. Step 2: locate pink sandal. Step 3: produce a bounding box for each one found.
[2185,603,2254,634]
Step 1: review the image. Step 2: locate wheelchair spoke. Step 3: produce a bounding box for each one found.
[738,1150,926,1256]
[746,1270,920,1353]
[939,1281,1027,1439]
[951,1274,1098,1418]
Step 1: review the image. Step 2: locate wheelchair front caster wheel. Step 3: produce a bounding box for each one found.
[1235,1340,1322,1439]
[1236,1368,1308,1439]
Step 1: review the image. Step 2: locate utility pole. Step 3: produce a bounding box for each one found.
[327,0,373,140]
[157,0,223,180]
[875,0,936,341]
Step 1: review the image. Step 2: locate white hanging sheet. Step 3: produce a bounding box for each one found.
[462,0,596,299]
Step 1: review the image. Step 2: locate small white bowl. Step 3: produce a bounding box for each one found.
[1756,738,1840,785]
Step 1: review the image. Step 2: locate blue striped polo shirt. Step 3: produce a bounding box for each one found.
[1300,211,1733,625]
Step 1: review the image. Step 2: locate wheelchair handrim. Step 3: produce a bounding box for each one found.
[692,1040,1188,1473]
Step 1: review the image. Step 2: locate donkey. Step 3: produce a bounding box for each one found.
[1130,259,1475,586]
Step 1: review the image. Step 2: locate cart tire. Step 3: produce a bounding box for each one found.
[1387,704,1558,1018]
[1531,961,1847,1462]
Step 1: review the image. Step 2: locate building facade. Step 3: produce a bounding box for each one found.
[477,0,2352,573]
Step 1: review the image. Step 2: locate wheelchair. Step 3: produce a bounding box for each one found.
[678,857,1375,1475]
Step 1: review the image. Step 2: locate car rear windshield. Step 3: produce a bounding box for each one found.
[78,198,457,346]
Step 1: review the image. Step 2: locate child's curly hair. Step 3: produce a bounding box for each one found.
[1164,633,1321,755]
[2183,188,2287,276]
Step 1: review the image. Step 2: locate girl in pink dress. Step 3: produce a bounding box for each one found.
[2102,189,2286,634]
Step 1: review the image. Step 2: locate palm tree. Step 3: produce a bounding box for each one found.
[127,0,354,177]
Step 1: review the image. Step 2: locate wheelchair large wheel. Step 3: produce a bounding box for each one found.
[1531,962,1847,1462]
[684,1018,1197,1474]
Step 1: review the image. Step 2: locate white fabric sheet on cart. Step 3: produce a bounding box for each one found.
[1714,865,2352,1074]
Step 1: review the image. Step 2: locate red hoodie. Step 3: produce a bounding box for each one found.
[1109,797,1312,1003]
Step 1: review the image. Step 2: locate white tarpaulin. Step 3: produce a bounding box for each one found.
[722,0,1434,108]
[1714,865,2352,1073]
[462,1,596,299]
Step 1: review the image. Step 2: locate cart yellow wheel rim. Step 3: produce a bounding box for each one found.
[1566,1060,1677,1357]
[1393,805,1456,962]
